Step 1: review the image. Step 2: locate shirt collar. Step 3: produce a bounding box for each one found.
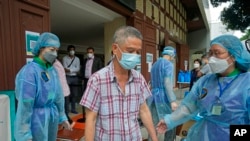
[108,62,135,82]
[33,57,52,69]
[227,68,240,77]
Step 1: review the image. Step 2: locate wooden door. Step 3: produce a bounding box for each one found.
[0,0,50,90]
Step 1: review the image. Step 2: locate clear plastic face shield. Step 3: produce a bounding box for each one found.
[245,39,250,53]
[243,39,250,71]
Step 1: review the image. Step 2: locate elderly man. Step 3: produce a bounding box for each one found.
[80,26,158,141]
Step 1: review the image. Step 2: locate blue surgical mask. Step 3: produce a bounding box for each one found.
[116,45,141,70]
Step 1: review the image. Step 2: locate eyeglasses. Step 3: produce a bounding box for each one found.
[208,51,227,57]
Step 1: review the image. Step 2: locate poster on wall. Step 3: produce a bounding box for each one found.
[25,31,40,56]
[146,53,153,72]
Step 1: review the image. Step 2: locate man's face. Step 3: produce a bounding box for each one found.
[68,48,75,52]
[68,47,75,56]
[87,49,94,54]
[113,37,142,60]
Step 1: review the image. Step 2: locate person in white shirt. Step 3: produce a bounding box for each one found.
[62,45,80,114]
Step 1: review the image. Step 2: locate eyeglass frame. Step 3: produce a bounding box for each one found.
[207,50,228,57]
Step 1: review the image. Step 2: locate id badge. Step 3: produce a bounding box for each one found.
[41,72,50,82]
[211,101,222,115]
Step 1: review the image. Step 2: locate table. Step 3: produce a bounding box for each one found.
[177,82,190,99]
[177,82,190,89]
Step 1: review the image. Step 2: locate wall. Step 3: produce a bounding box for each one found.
[0,0,50,90]
[135,0,189,86]
[104,17,126,65]
[187,29,210,69]
[188,29,210,50]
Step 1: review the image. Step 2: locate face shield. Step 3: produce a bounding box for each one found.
[245,39,250,53]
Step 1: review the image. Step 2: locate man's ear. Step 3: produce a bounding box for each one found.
[112,44,118,56]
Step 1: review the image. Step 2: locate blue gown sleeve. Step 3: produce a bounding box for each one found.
[163,75,207,130]
[163,62,176,102]
[14,66,36,141]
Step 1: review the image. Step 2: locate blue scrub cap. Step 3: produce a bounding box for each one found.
[162,46,176,57]
[32,32,60,56]
[210,35,250,71]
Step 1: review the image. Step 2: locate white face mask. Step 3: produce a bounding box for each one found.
[193,63,200,68]
[69,50,75,56]
[208,56,231,73]
[87,53,93,58]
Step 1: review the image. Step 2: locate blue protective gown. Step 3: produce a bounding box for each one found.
[147,58,176,141]
[14,57,67,141]
[164,70,250,141]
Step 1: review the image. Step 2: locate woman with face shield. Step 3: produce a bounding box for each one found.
[14,32,71,141]
[156,35,250,141]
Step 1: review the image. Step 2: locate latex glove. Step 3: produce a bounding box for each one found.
[61,120,72,131]
[171,101,178,111]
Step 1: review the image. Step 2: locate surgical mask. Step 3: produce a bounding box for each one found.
[193,63,200,68]
[116,46,141,70]
[69,50,75,56]
[208,56,231,73]
[44,51,57,64]
[87,53,93,58]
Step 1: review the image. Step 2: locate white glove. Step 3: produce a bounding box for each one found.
[61,120,72,131]
[171,101,178,111]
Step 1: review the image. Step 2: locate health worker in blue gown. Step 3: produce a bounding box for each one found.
[147,46,178,141]
[14,32,72,141]
[156,35,250,141]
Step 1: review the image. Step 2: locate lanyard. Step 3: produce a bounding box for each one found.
[217,74,239,98]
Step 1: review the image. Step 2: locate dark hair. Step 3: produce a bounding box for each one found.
[67,45,75,51]
[87,46,94,52]
[194,58,202,65]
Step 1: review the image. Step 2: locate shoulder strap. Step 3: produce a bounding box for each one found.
[67,57,75,68]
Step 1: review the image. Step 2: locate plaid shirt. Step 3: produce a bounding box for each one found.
[80,62,151,141]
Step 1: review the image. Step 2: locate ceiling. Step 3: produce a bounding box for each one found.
[180,0,206,32]
[51,0,206,51]
[50,0,121,51]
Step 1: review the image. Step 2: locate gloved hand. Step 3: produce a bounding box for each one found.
[171,101,178,111]
[61,120,72,131]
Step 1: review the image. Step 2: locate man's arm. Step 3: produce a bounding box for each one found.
[84,108,97,141]
[139,102,158,141]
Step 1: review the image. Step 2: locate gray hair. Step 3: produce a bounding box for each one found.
[112,26,143,45]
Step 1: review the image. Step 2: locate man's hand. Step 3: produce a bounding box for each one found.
[171,101,178,111]
[156,119,167,134]
[64,68,70,73]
